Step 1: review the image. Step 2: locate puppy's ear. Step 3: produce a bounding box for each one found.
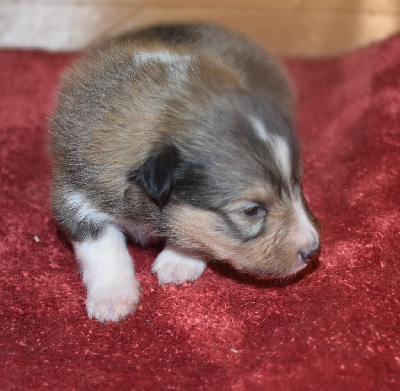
[129,140,180,207]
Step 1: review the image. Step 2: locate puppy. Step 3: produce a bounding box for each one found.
[50,23,320,322]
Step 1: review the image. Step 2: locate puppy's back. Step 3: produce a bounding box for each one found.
[102,23,294,120]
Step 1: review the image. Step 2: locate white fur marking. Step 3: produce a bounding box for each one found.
[250,116,291,179]
[293,197,319,251]
[273,136,291,180]
[136,50,191,64]
[136,50,192,88]
[65,191,110,225]
[73,225,140,322]
[250,116,269,142]
[152,245,207,286]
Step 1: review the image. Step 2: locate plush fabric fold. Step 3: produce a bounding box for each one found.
[1,33,399,390]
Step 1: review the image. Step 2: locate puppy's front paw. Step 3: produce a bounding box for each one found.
[73,225,141,322]
[86,278,141,322]
[152,245,207,286]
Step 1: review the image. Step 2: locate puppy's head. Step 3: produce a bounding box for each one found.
[132,92,320,278]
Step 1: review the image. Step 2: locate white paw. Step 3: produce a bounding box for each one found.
[86,278,141,322]
[73,225,140,322]
[152,245,207,286]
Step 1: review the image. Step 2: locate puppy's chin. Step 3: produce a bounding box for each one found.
[224,257,307,280]
[224,261,316,285]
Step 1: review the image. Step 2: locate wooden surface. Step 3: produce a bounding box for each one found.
[1,0,400,56]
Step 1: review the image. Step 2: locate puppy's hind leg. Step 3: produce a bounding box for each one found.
[152,245,207,286]
[73,225,140,322]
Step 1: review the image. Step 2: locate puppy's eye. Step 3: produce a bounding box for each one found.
[243,203,266,217]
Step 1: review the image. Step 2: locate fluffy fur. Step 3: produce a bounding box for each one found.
[50,23,320,322]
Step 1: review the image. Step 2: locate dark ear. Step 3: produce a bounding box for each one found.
[129,140,180,207]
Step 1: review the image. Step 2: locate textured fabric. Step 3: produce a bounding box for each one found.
[0,32,399,390]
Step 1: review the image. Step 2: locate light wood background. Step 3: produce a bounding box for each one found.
[1,0,400,56]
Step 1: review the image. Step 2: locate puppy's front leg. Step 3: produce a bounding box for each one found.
[152,245,207,286]
[73,225,140,322]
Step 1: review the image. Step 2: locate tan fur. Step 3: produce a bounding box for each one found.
[166,190,315,277]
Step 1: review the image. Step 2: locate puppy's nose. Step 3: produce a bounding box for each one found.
[300,245,320,264]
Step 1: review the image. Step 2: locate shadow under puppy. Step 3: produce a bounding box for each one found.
[50,23,320,322]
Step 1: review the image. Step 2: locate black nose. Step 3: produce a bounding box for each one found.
[300,246,320,264]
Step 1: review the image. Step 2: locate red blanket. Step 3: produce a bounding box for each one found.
[1,33,399,390]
